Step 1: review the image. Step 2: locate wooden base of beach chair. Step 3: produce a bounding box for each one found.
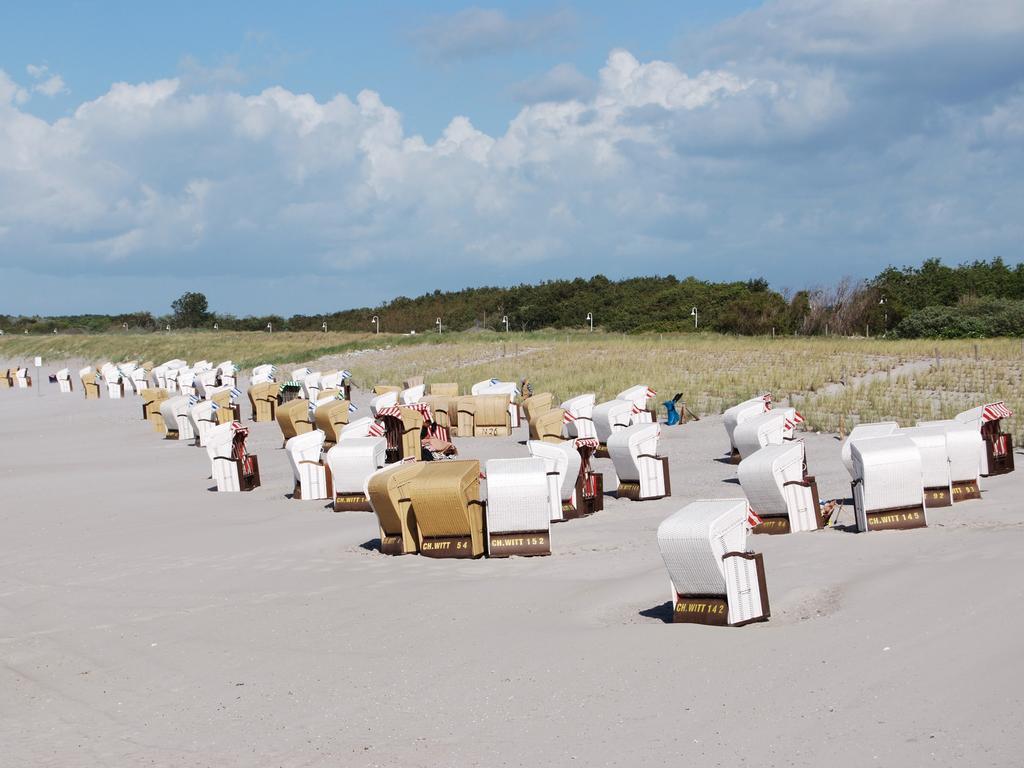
[672,553,770,626]
[379,533,412,555]
[487,530,551,557]
[616,457,669,501]
[951,479,981,501]
[863,504,927,532]
[754,475,824,534]
[292,463,332,501]
[474,425,512,437]
[730,448,741,464]
[420,535,480,558]
[164,429,179,440]
[924,486,952,508]
[595,442,609,459]
[752,516,791,535]
[334,492,373,512]
[575,472,604,515]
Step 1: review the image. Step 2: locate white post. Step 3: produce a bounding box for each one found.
[586,312,593,332]
[372,315,379,334]
[322,321,328,333]
[436,317,442,334]
[266,322,272,334]
[502,315,509,332]
[690,307,698,329]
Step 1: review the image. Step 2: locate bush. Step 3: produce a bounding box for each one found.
[894,297,1024,338]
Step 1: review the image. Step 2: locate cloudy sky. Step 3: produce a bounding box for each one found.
[1,1,1022,316]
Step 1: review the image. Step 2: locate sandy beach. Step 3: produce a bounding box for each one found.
[2,362,1022,767]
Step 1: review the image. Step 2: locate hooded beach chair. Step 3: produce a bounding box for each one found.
[521,392,554,424]
[528,439,582,522]
[126,366,149,395]
[617,385,656,424]
[79,367,101,399]
[188,399,219,447]
[276,398,315,446]
[248,381,278,422]
[560,394,597,440]
[250,364,276,385]
[193,369,219,399]
[301,371,323,401]
[142,389,170,432]
[205,386,240,424]
[101,364,123,398]
[15,367,31,388]
[738,442,822,534]
[315,398,351,446]
[484,458,552,557]
[326,436,388,511]
[456,394,512,437]
[657,499,770,626]
[56,368,72,393]
[206,422,261,492]
[916,419,983,501]
[339,417,379,441]
[593,399,634,457]
[278,379,303,403]
[408,460,486,558]
[285,429,331,501]
[372,384,401,396]
[723,395,772,462]
[840,422,900,477]
[850,435,926,532]
[366,462,427,554]
[153,359,186,390]
[160,395,196,441]
[430,383,459,397]
[955,402,1015,476]
[373,403,427,463]
[401,384,426,405]
[898,426,954,508]
[529,407,566,443]
[471,380,521,427]
[216,361,236,389]
[608,422,670,501]
[732,408,801,461]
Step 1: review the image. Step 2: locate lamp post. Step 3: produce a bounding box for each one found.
[586,312,593,332]
[502,315,509,333]
[213,322,219,330]
[266,322,272,333]
[122,322,128,331]
[436,317,442,334]
[322,321,328,333]
[879,297,887,336]
[372,315,379,334]
[690,307,698,329]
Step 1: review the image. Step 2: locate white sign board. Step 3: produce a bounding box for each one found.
[34,356,42,367]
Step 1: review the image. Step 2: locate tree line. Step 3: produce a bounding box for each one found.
[3,258,1022,338]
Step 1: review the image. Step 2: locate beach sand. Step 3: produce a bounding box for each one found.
[2,363,1022,766]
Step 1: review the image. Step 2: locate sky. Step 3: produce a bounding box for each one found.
[1,0,1023,317]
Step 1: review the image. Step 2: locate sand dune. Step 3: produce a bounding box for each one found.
[2,363,1022,767]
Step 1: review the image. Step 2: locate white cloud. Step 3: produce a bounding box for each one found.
[25,63,69,97]
[511,63,595,104]
[411,7,576,61]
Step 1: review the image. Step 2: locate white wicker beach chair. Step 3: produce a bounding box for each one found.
[370,391,399,414]
[301,371,323,401]
[160,395,195,441]
[840,422,899,476]
[656,499,770,626]
[617,385,655,424]
[56,368,72,393]
[732,407,798,461]
[483,457,552,557]
[899,426,954,507]
[206,422,260,492]
[722,396,772,460]
[325,436,387,511]
[250,364,277,385]
[738,442,821,534]
[100,363,123,398]
[155,359,187,390]
[593,399,635,450]
[916,419,983,501]
[285,429,331,501]
[339,417,379,441]
[607,422,670,501]
[527,439,583,522]
[401,384,426,405]
[850,435,926,532]
[216,361,236,388]
[188,399,219,447]
[561,393,597,440]
[126,366,149,395]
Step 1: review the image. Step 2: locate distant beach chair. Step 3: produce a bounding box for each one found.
[142,389,170,432]
[850,435,926,532]
[215,361,236,389]
[608,422,670,501]
[738,441,822,534]
[248,381,278,422]
[916,419,984,501]
[314,398,351,446]
[401,384,426,404]
[657,498,770,626]
[560,393,597,440]
[484,457,552,557]
[250,364,276,385]
[528,439,582,522]
[286,429,331,501]
[521,392,554,424]
[732,407,801,461]
[840,421,899,476]
[529,407,567,443]
[408,460,486,558]
[276,398,315,445]
[327,436,387,512]
[898,426,954,508]
[79,367,101,399]
[954,402,1015,476]
[593,399,634,457]
[722,395,772,462]
[188,399,219,447]
[366,461,426,554]
[471,380,521,427]
[456,394,512,437]
[160,395,195,441]
[206,422,261,492]
[617,384,656,424]
[56,368,72,393]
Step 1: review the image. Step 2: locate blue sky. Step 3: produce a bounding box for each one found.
[1,1,1022,316]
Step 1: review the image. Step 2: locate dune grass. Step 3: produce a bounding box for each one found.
[3,330,1020,442]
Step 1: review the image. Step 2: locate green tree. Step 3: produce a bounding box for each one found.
[171,292,211,328]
